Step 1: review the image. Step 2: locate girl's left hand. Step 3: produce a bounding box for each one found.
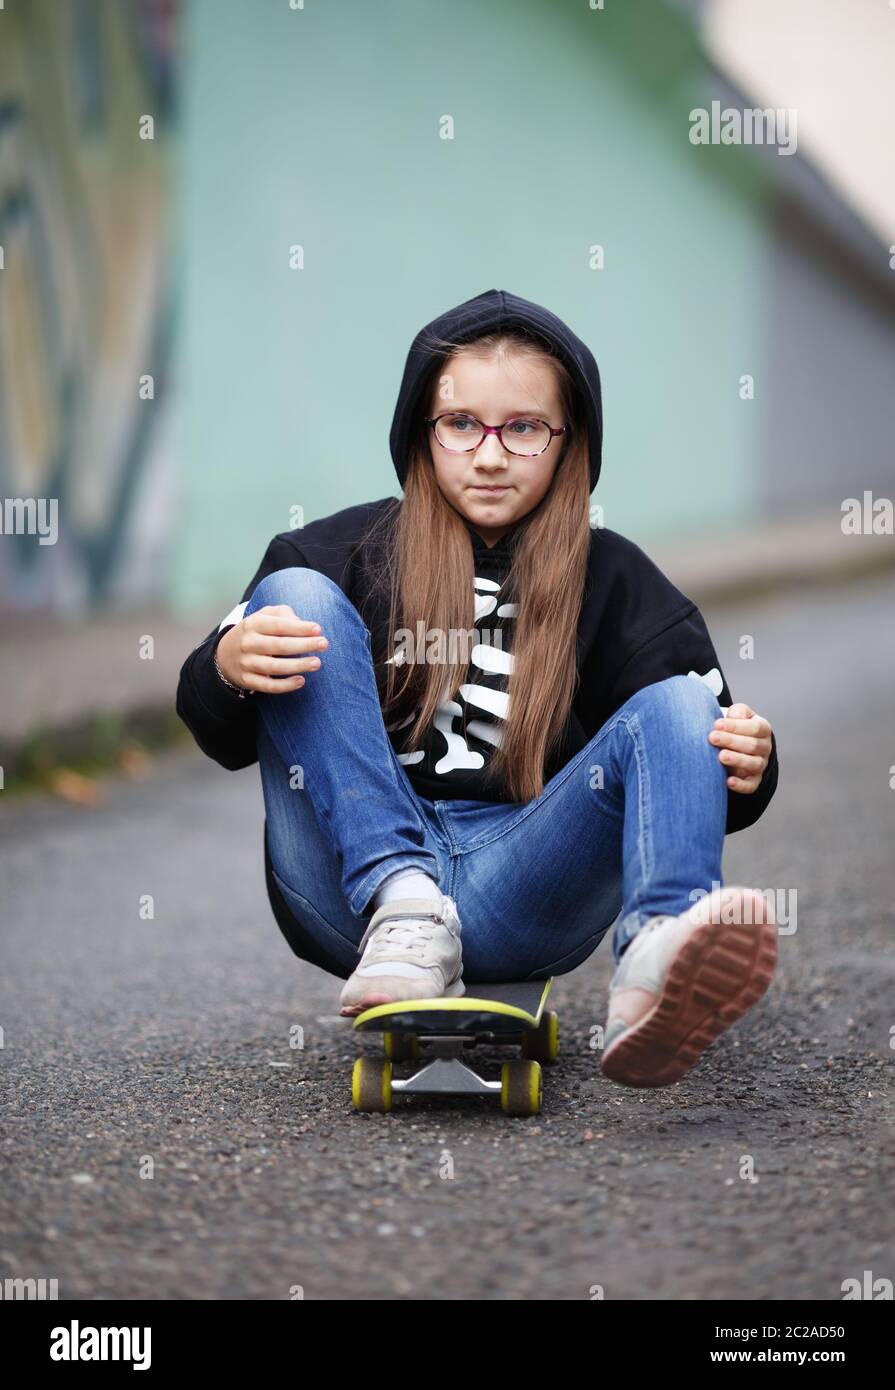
[708,703,773,793]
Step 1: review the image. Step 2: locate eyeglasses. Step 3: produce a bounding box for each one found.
[426,412,568,458]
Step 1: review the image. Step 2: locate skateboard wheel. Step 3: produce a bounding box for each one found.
[521,1010,559,1063]
[352,1057,393,1113]
[382,1031,420,1062]
[500,1059,543,1116]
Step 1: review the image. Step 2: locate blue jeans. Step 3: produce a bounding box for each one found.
[246,568,727,984]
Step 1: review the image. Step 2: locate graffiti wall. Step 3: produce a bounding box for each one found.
[0,0,176,618]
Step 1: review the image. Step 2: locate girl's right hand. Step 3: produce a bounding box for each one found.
[215,604,328,694]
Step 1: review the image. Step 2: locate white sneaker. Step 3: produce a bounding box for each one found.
[601,886,777,1088]
[339,894,465,1016]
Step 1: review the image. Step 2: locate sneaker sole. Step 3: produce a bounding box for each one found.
[601,899,777,1088]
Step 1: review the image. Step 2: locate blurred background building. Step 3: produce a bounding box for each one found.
[1,0,176,620]
[1,0,892,758]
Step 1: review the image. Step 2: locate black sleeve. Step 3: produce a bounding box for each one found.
[607,603,779,836]
[175,534,302,771]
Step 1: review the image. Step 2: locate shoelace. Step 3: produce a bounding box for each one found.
[357,895,460,956]
[363,921,441,962]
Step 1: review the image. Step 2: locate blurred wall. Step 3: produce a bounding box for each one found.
[0,0,177,620]
[701,0,895,517]
[3,0,890,623]
[169,0,772,616]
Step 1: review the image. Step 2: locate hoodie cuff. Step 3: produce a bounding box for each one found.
[191,628,256,721]
[725,728,778,834]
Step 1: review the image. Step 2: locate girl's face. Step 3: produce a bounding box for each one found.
[427,350,567,546]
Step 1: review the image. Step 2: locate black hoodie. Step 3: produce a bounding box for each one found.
[176,289,778,837]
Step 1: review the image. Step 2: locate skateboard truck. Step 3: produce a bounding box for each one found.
[392,1037,502,1098]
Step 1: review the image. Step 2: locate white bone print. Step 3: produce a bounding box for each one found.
[688,666,729,717]
[387,573,515,771]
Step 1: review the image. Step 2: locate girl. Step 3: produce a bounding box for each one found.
[176,288,779,1089]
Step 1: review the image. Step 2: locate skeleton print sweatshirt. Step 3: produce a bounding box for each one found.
[176,289,778,836]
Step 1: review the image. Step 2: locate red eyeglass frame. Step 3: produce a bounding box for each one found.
[426,412,569,458]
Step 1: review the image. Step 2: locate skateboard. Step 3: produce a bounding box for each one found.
[351,979,557,1116]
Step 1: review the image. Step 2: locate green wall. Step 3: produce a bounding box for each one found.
[170,0,773,615]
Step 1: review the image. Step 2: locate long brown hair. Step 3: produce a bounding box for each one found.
[361,326,592,804]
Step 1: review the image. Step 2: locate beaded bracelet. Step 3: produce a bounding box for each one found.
[214,648,252,699]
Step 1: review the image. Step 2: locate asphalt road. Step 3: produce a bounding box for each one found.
[2,572,894,1300]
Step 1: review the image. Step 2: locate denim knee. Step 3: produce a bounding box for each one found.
[247,566,369,637]
[626,672,722,726]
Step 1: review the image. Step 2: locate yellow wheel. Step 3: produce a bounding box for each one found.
[352,1057,393,1113]
[383,1031,420,1062]
[500,1059,543,1116]
[521,1010,559,1063]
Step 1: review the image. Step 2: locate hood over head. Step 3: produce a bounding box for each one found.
[389,288,603,494]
